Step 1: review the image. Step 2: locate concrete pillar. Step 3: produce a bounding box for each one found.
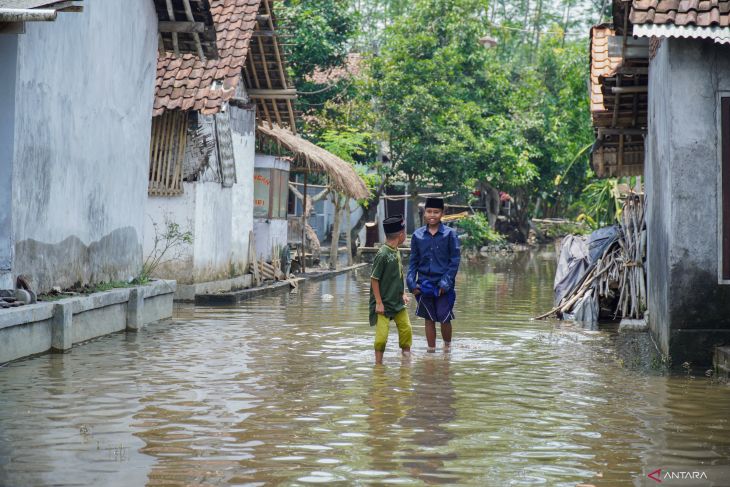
[0,35,18,290]
[126,288,144,331]
[51,302,73,352]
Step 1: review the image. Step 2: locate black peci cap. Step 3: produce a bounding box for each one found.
[382,215,405,234]
[425,197,444,209]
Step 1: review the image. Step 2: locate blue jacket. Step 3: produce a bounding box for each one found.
[407,223,461,293]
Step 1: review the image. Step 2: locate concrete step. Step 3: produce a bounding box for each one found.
[715,346,730,378]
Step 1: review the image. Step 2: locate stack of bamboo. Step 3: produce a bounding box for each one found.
[616,194,647,319]
[537,193,646,321]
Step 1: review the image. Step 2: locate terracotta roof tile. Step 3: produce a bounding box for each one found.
[153,0,262,116]
[630,0,730,26]
[589,26,622,115]
[307,53,362,85]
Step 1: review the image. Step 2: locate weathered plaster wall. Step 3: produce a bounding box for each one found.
[11,0,158,292]
[645,40,673,354]
[193,182,234,282]
[253,219,288,261]
[144,191,196,284]
[230,105,256,274]
[646,38,730,365]
[0,36,18,290]
[145,182,234,284]
[144,104,255,289]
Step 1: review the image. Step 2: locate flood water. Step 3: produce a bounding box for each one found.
[1,249,729,486]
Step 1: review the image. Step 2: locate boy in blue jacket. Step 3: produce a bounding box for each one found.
[407,197,461,352]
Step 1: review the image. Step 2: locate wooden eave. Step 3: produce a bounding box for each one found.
[242,0,297,133]
[154,0,218,59]
[589,1,648,178]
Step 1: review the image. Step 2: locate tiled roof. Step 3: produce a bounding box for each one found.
[590,26,622,115]
[153,0,261,116]
[307,53,362,85]
[630,0,730,27]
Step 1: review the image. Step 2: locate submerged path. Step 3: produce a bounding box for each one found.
[1,249,729,486]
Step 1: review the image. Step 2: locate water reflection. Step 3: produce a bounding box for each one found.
[0,249,728,486]
[401,357,459,485]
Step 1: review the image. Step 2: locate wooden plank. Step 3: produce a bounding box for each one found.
[158,21,205,33]
[180,0,205,59]
[149,117,161,193]
[173,112,187,192]
[164,0,179,56]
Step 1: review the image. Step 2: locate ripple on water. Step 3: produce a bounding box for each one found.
[1,253,730,486]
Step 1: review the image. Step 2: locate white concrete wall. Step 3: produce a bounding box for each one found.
[193,182,233,282]
[253,219,288,261]
[10,0,158,292]
[230,105,256,274]
[646,38,730,364]
[144,190,196,284]
[144,105,256,286]
[145,182,238,285]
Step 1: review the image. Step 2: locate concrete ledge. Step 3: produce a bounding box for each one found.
[196,278,304,305]
[0,279,176,364]
[174,274,252,302]
[304,263,368,282]
[619,318,649,333]
[196,263,368,305]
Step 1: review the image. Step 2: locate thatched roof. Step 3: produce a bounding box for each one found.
[257,124,369,200]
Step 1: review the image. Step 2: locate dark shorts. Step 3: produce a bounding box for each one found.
[415,290,456,324]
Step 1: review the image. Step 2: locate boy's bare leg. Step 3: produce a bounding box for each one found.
[375,350,384,365]
[425,320,437,351]
[441,322,452,350]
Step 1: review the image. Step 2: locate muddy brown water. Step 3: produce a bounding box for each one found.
[1,250,729,486]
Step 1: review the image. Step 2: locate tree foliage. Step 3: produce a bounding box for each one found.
[277,0,610,228]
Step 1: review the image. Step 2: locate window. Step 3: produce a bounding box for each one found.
[722,97,730,279]
[253,168,289,219]
[149,111,188,196]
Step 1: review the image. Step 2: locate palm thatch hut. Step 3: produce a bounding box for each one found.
[256,123,368,200]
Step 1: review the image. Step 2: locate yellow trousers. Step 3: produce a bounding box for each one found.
[373,309,412,352]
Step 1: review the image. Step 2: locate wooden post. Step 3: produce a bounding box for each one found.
[249,230,261,286]
[301,171,308,273]
[345,199,353,266]
[330,194,342,271]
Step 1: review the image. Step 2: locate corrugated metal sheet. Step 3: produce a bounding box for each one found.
[633,23,730,44]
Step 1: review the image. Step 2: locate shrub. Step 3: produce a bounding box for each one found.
[456,213,506,250]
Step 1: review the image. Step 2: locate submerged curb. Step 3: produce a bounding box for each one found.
[195,263,368,305]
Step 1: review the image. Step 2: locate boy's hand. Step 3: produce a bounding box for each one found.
[403,293,410,305]
[375,302,385,314]
[439,288,445,296]
[413,287,421,296]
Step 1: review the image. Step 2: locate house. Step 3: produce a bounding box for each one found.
[144,0,265,300]
[0,0,216,293]
[145,0,368,296]
[589,0,730,365]
[0,0,211,362]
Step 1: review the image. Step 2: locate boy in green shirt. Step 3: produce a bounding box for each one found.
[370,215,412,365]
